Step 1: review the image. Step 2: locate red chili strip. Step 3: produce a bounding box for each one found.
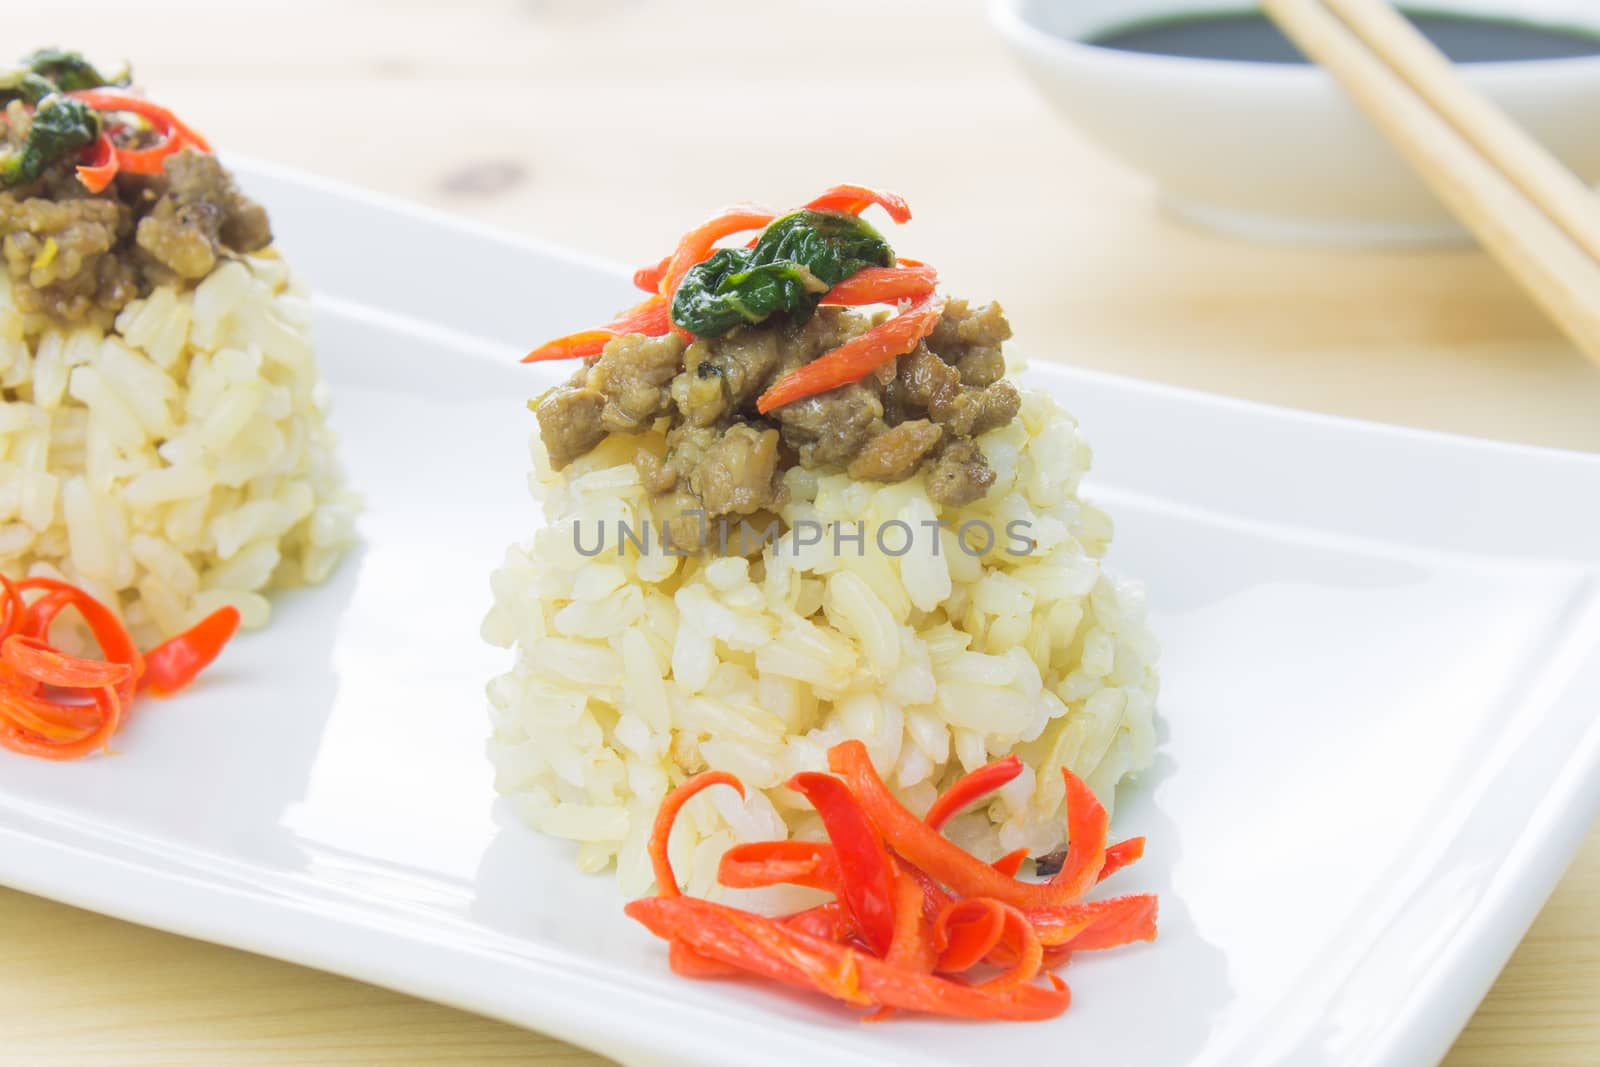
[140,606,241,697]
[656,205,776,298]
[14,577,144,704]
[647,771,744,897]
[882,874,937,973]
[991,848,1030,879]
[521,329,615,364]
[718,839,840,892]
[828,740,1111,911]
[1100,837,1146,881]
[1032,895,1160,952]
[70,89,212,161]
[788,771,898,957]
[17,590,72,642]
[933,897,1008,973]
[626,895,1073,1021]
[522,295,678,363]
[669,940,743,978]
[924,754,1024,832]
[0,576,23,641]
[820,266,938,307]
[0,685,120,761]
[782,901,856,945]
[75,132,118,193]
[2,634,133,689]
[975,902,1043,994]
[757,293,946,413]
[803,184,913,225]
[633,256,669,293]
[0,577,242,762]
[0,678,100,742]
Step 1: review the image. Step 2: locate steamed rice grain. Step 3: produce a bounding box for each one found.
[486,382,1159,897]
[0,251,358,648]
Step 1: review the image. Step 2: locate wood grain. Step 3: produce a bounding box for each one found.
[4,2,1598,1063]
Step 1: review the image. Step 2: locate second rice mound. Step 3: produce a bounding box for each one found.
[0,253,360,648]
[485,381,1160,897]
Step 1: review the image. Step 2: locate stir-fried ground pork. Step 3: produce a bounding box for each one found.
[588,332,684,432]
[535,385,607,469]
[885,345,1021,438]
[926,298,1011,387]
[774,382,883,468]
[0,190,134,321]
[646,421,783,521]
[685,424,781,517]
[925,439,997,508]
[135,150,272,282]
[0,110,272,323]
[535,298,1024,526]
[673,327,782,427]
[847,419,942,482]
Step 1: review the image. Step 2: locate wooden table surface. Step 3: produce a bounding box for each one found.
[8,2,1600,1063]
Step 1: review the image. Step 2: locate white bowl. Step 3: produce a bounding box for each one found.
[990,0,1600,244]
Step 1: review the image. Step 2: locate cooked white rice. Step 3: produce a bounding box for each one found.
[484,382,1159,898]
[0,251,358,648]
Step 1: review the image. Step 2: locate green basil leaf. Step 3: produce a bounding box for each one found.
[20,48,126,92]
[0,70,57,105]
[0,93,101,187]
[671,209,893,337]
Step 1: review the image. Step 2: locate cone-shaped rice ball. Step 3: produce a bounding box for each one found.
[487,191,1159,895]
[0,52,357,647]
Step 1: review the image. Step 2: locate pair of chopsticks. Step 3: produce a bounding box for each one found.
[1262,0,1600,369]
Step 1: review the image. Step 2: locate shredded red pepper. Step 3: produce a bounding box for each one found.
[1025,895,1160,949]
[72,89,211,152]
[522,294,678,364]
[67,90,213,193]
[2,635,133,689]
[627,896,1074,1021]
[933,897,1009,973]
[0,579,21,638]
[647,771,744,897]
[521,329,617,365]
[0,686,122,762]
[521,183,930,373]
[627,741,1156,1022]
[75,133,118,194]
[140,606,241,697]
[820,265,938,307]
[789,771,898,956]
[10,577,144,705]
[828,740,1114,911]
[668,939,742,978]
[924,754,1024,831]
[718,839,840,892]
[632,256,670,293]
[0,577,240,760]
[656,205,776,298]
[882,874,937,975]
[757,293,946,413]
[1101,836,1146,881]
[783,900,855,943]
[991,847,1030,879]
[977,903,1044,993]
[803,184,913,225]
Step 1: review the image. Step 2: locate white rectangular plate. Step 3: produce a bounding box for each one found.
[3,162,1599,1067]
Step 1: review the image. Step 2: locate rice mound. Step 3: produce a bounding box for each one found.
[484,383,1159,897]
[0,252,359,647]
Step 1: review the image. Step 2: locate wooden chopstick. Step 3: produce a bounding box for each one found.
[1261,0,1600,369]
[1325,0,1600,266]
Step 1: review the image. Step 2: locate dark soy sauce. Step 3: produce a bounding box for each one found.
[1088,10,1600,64]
